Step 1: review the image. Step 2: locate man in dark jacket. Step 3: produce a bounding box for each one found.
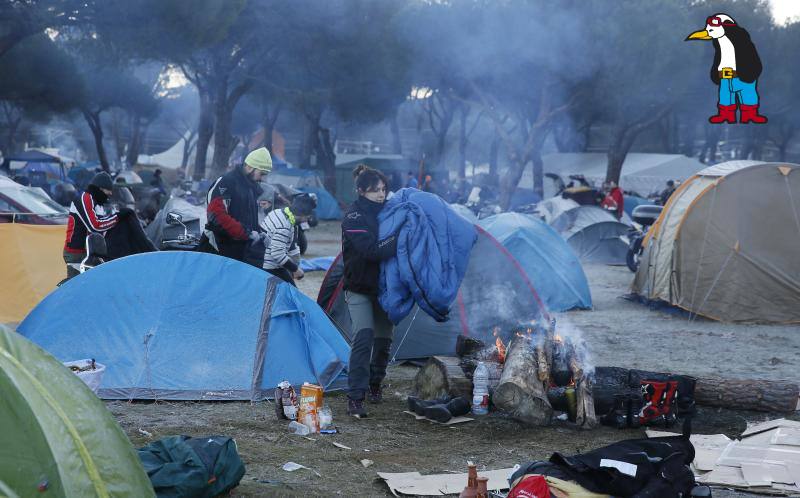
[198,147,270,261]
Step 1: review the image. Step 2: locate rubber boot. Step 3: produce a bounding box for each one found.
[407,396,450,416]
[424,397,471,423]
[739,104,768,123]
[708,104,737,124]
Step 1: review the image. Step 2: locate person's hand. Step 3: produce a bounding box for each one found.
[249,231,262,243]
[293,268,305,280]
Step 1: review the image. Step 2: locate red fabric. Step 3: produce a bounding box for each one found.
[610,187,624,218]
[509,475,551,498]
[207,197,247,240]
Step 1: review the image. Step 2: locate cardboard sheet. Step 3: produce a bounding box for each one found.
[378,468,514,496]
[672,419,800,495]
[403,410,473,425]
[742,419,800,437]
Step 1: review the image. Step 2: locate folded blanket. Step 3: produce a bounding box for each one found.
[378,188,477,324]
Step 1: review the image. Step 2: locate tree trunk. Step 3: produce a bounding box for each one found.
[606,125,637,184]
[412,356,473,401]
[261,102,282,154]
[110,109,125,165]
[125,116,143,169]
[193,90,214,180]
[531,153,544,198]
[695,377,799,413]
[493,336,553,426]
[458,106,468,179]
[315,127,337,196]
[390,111,402,155]
[181,130,197,173]
[211,81,234,179]
[489,132,499,178]
[82,109,110,172]
[2,116,21,157]
[700,125,721,164]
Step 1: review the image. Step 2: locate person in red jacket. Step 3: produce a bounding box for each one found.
[601,180,625,220]
[63,172,119,279]
[198,147,271,261]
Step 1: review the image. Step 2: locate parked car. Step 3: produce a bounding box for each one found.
[0,176,68,224]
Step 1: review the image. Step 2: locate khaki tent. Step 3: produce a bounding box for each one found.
[632,161,800,323]
[0,224,65,324]
[0,325,154,497]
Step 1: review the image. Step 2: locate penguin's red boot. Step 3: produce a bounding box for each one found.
[739,104,768,124]
[708,104,737,124]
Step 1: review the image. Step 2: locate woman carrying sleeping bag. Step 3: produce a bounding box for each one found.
[342,165,398,418]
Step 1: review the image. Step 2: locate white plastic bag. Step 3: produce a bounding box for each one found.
[63,359,106,394]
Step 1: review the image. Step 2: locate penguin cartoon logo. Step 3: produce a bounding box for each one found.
[686,14,768,124]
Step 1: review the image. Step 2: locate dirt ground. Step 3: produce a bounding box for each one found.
[107,221,800,497]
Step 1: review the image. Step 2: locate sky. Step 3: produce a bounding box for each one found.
[769,0,800,24]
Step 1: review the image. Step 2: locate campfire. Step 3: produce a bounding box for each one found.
[426,320,597,428]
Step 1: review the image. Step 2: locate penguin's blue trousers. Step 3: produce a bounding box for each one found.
[718,77,759,106]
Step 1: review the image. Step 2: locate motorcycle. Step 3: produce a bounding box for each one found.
[626,204,663,272]
[161,212,201,251]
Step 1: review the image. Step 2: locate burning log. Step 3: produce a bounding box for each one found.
[535,345,550,382]
[412,356,473,400]
[493,335,553,426]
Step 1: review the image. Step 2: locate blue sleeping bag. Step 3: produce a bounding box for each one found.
[377,188,477,324]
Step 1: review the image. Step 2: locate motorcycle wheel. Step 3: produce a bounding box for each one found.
[626,235,644,272]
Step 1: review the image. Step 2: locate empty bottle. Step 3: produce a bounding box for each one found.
[476,477,489,498]
[472,362,489,415]
[459,464,478,498]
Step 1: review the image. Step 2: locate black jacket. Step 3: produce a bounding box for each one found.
[203,166,262,260]
[710,27,762,84]
[341,196,397,295]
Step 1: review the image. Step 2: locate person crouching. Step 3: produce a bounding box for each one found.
[260,193,316,285]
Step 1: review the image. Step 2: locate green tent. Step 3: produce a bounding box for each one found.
[0,325,154,497]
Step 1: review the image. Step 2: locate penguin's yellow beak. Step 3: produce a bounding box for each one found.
[686,29,711,40]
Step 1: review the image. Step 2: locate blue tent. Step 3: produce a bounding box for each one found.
[479,213,592,311]
[18,252,350,400]
[299,186,343,220]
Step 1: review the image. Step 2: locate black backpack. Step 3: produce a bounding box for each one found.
[138,435,246,498]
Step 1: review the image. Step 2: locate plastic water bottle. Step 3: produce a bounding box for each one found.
[472,362,489,415]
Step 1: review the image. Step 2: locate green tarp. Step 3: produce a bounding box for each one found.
[0,325,154,497]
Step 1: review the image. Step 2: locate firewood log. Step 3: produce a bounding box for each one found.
[493,336,553,426]
[412,356,473,400]
[694,377,799,413]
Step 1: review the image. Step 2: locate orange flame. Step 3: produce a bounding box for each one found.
[496,337,507,363]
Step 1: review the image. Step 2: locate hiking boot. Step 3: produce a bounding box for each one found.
[368,384,383,404]
[347,398,368,418]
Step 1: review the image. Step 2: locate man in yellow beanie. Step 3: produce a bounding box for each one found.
[197,147,272,261]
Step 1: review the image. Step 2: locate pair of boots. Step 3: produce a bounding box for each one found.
[709,104,767,124]
[407,396,471,423]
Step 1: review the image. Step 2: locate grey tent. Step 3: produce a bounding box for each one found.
[550,206,630,265]
[632,161,800,323]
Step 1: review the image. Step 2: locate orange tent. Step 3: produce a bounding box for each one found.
[0,224,65,324]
